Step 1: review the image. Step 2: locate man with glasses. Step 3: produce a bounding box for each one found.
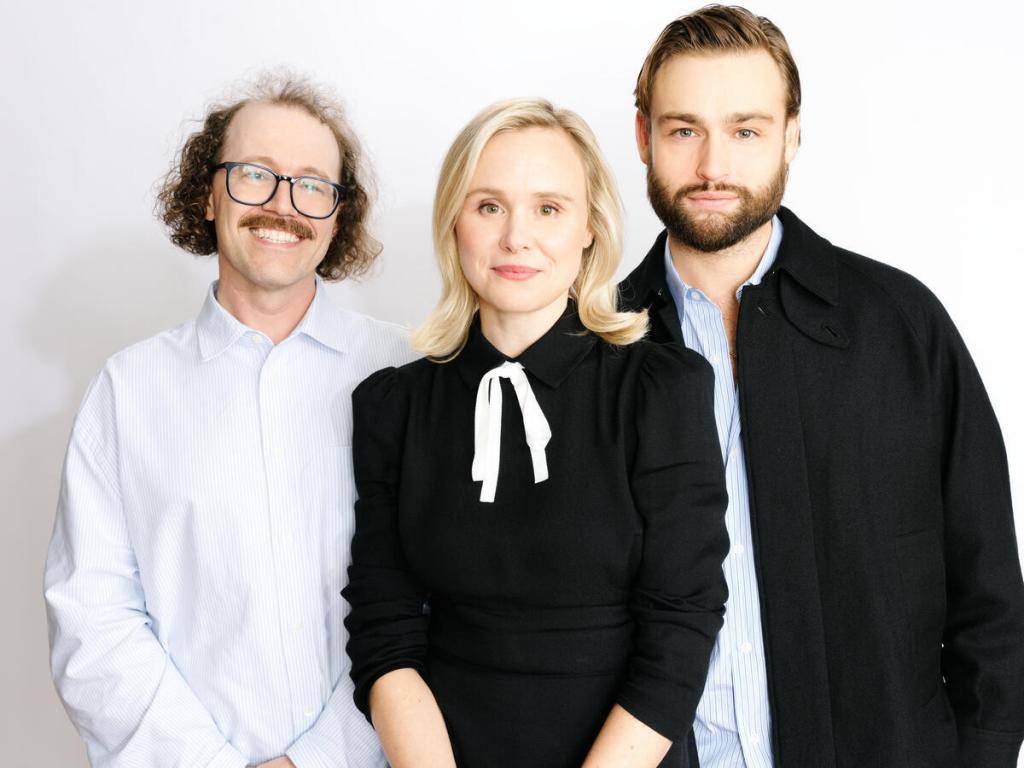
[44,75,410,767]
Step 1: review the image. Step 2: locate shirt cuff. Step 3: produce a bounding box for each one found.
[287,731,387,768]
[205,742,249,768]
[286,740,337,768]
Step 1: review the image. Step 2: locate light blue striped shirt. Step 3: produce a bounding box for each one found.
[44,280,414,767]
[663,218,782,768]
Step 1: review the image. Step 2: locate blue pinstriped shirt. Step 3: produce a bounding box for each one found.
[663,217,782,768]
[44,281,414,767]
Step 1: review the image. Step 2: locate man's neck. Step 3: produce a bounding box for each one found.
[668,219,773,304]
[215,274,317,345]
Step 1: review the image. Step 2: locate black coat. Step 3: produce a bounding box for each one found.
[619,207,1024,768]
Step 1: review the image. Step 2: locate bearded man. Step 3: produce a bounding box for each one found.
[620,6,1024,767]
[44,75,411,767]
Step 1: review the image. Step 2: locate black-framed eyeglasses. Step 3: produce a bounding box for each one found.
[210,161,345,219]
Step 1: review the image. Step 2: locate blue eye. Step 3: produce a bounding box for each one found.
[243,167,266,181]
[296,178,330,196]
[737,129,755,139]
[675,127,695,138]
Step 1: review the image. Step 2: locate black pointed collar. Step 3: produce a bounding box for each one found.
[454,303,597,391]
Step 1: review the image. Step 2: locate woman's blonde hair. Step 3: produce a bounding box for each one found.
[412,97,648,359]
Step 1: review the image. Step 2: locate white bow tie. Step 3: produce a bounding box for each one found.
[471,361,552,503]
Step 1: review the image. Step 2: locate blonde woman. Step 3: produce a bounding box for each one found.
[343,99,728,767]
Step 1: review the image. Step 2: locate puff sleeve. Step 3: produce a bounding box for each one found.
[343,367,431,721]
[615,343,730,740]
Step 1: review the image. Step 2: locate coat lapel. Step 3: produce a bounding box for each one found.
[773,208,848,350]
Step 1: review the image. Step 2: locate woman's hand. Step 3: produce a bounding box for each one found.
[369,668,457,768]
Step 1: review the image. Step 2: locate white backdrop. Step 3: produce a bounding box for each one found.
[3,1,1022,764]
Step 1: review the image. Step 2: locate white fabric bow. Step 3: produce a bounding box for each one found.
[471,361,551,503]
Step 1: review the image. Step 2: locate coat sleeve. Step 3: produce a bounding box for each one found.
[927,303,1024,766]
[43,371,248,768]
[343,366,431,722]
[615,344,730,741]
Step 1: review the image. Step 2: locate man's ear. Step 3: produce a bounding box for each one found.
[784,114,801,164]
[635,111,652,166]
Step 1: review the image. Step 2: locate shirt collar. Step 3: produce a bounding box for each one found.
[455,302,597,390]
[196,278,347,361]
[291,279,349,354]
[662,214,783,316]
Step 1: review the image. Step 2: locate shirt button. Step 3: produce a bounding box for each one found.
[282,533,293,546]
[689,290,702,301]
[733,543,746,555]
[303,708,315,718]
[709,354,721,364]
[750,733,762,746]
[249,333,262,345]
[292,622,303,632]
[739,640,753,654]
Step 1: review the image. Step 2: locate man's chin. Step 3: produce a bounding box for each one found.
[673,220,746,252]
[223,261,318,295]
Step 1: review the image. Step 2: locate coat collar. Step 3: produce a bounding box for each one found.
[622,206,839,309]
[774,207,838,307]
[454,303,596,391]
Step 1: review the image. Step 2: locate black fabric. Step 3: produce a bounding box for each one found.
[344,308,729,767]
[619,207,1024,768]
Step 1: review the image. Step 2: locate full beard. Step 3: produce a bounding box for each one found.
[646,158,787,253]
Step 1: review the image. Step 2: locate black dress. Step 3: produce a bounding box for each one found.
[344,308,728,767]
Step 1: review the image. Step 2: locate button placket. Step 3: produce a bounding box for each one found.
[257,347,310,732]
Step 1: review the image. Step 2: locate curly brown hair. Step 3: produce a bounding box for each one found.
[157,72,381,281]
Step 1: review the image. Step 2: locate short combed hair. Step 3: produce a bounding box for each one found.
[157,72,380,281]
[412,98,648,360]
[635,4,801,121]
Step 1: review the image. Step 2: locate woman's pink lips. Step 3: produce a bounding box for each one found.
[493,265,541,281]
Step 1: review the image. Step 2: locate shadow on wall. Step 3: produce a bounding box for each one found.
[1,233,212,766]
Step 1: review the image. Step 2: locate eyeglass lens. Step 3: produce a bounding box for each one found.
[226,163,339,218]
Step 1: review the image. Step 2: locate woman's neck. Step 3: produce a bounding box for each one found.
[478,295,569,358]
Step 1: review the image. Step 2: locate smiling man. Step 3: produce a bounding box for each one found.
[44,75,411,768]
[620,6,1024,768]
